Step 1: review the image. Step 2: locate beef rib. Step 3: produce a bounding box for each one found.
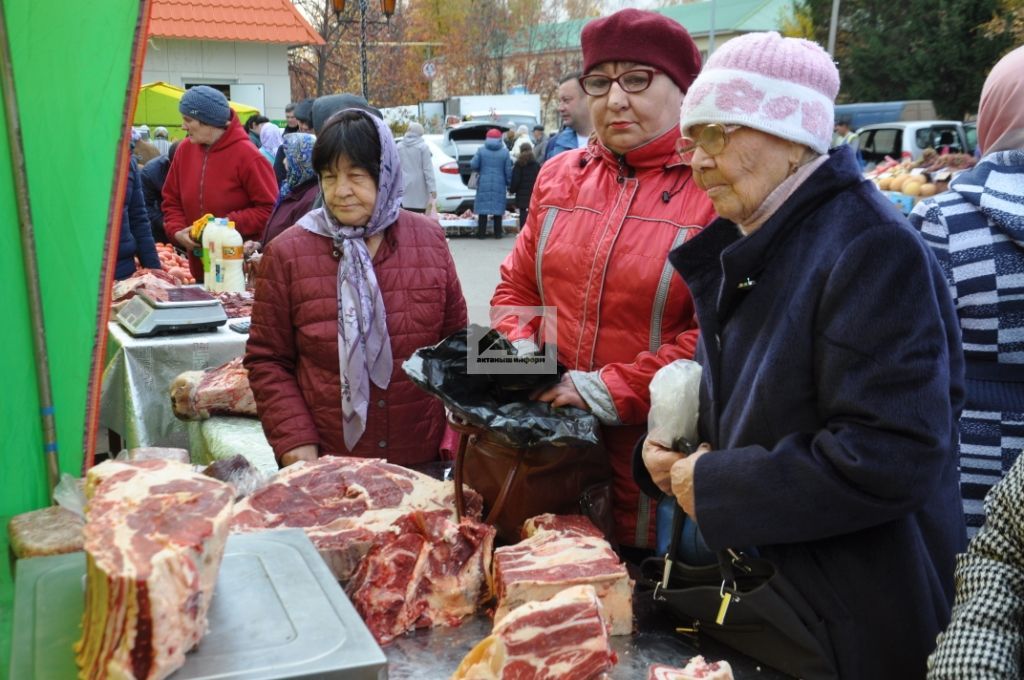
[231,457,483,580]
[493,513,633,636]
[451,584,617,680]
[74,459,234,680]
[170,357,257,421]
[346,510,495,645]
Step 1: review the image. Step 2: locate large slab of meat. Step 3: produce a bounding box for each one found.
[347,510,494,645]
[451,584,617,680]
[74,459,234,680]
[231,457,483,580]
[648,658,735,680]
[492,513,633,636]
[111,270,177,304]
[170,357,257,420]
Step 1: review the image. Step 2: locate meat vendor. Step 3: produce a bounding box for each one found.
[244,108,467,467]
[490,9,715,550]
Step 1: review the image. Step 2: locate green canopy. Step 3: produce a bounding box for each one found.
[134,81,260,140]
[1,0,147,674]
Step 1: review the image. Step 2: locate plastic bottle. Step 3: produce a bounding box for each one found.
[199,215,217,285]
[219,221,245,293]
[201,217,225,291]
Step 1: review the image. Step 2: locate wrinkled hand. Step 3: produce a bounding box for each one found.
[642,438,686,495]
[670,444,712,518]
[174,230,198,250]
[533,372,588,410]
[243,240,261,258]
[281,444,318,467]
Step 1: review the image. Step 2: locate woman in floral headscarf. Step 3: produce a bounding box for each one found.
[245,109,467,467]
[261,132,318,246]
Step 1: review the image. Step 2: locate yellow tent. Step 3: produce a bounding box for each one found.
[133,81,260,140]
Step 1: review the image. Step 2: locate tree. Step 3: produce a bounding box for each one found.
[792,0,1012,118]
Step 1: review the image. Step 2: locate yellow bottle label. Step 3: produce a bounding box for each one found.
[221,246,243,260]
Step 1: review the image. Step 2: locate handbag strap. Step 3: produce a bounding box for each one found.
[450,412,527,530]
[484,450,525,527]
[665,502,737,590]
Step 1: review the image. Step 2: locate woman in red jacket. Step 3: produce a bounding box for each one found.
[162,86,278,282]
[244,109,467,467]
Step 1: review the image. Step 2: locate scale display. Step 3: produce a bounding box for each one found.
[116,286,228,337]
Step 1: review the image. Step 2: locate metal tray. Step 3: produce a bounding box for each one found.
[9,529,386,679]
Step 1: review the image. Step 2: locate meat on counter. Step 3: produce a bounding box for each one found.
[74,459,234,680]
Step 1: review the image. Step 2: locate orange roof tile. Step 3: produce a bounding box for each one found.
[149,0,324,46]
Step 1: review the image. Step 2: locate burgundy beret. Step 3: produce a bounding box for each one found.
[581,9,702,92]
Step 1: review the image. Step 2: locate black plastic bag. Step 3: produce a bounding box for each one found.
[402,326,602,449]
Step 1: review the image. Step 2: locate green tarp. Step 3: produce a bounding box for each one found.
[1,0,146,676]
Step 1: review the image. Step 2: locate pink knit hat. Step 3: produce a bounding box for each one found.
[679,32,839,154]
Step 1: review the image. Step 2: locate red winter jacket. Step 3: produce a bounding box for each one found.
[162,110,278,281]
[492,127,716,548]
[244,211,467,466]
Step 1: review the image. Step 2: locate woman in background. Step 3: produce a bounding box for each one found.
[470,128,511,239]
[509,141,539,230]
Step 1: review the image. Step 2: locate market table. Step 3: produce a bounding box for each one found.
[99,319,249,450]
[438,217,519,235]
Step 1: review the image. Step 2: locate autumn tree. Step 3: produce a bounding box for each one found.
[793,0,1012,118]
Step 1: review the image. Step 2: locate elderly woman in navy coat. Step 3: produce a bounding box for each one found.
[470,128,512,239]
[636,33,966,678]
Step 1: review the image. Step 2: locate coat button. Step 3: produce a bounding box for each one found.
[377,399,386,408]
[378,440,387,448]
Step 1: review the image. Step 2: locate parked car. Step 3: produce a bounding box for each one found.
[438,121,511,186]
[834,100,937,130]
[857,121,969,167]
[418,134,476,214]
[964,121,978,156]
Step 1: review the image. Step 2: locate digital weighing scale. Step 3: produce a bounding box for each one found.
[116,286,228,337]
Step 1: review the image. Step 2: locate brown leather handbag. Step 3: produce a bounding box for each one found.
[449,413,613,544]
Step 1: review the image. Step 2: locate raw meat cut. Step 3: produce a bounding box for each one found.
[214,291,253,318]
[7,506,84,558]
[74,459,234,680]
[521,513,605,540]
[648,658,735,680]
[231,457,483,580]
[347,510,494,644]
[451,584,617,680]
[111,270,177,304]
[170,357,256,420]
[493,513,633,636]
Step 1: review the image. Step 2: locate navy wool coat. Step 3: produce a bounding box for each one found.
[470,138,511,216]
[668,146,967,678]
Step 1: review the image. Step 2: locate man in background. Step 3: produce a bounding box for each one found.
[544,72,593,161]
[531,124,548,163]
[283,102,299,134]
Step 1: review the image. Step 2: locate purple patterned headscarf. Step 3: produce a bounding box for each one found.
[297,108,404,450]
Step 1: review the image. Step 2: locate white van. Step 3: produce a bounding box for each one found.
[856,121,968,167]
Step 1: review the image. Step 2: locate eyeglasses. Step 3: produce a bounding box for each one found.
[677,124,742,164]
[578,69,661,96]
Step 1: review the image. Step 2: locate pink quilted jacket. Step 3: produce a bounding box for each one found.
[244,210,467,466]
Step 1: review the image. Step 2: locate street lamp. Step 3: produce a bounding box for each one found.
[331,0,397,100]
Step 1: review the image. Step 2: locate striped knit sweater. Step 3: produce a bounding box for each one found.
[910,149,1024,535]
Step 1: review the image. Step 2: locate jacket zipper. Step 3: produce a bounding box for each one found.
[198,147,210,213]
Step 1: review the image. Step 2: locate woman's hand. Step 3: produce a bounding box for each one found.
[281,444,318,467]
[642,438,686,495]
[533,373,588,410]
[174,230,198,250]
[670,443,712,517]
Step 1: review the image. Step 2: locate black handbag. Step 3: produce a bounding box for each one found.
[640,505,838,680]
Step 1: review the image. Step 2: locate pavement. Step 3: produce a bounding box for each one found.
[446,231,517,326]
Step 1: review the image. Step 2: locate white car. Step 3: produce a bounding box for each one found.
[422,134,475,214]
